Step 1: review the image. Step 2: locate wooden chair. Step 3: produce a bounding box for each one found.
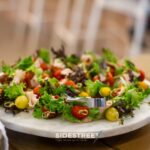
[51,0,149,56]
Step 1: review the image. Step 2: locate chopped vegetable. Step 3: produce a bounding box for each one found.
[93,75,100,81]
[89,63,100,77]
[138,70,145,81]
[15,95,29,109]
[123,88,144,108]
[105,107,119,121]
[85,80,102,97]
[2,64,15,77]
[100,87,111,97]
[65,80,77,88]
[71,105,89,120]
[66,54,80,64]
[106,72,114,86]
[33,85,41,96]
[37,48,50,63]
[102,48,117,63]
[79,91,89,97]
[52,68,63,80]
[15,56,33,70]
[40,63,49,71]
[4,83,25,100]
[125,60,137,72]
[137,81,148,90]
[0,47,149,124]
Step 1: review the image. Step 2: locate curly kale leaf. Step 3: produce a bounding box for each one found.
[118,84,145,109]
[4,83,25,100]
[36,92,65,114]
[33,104,43,118]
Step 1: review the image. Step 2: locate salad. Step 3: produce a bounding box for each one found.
[0,47,150,123]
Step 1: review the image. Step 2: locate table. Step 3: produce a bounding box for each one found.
[5,53,150,150]
[7,124,150,150]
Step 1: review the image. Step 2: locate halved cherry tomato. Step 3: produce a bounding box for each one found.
[71,106,89,120]
[33,85,41,96]
[40,63,49,71]
[53,68,63,80]
[65,80,77,88]
[138,70,145,81]
[106,72,114,86]
[93,75,100,81]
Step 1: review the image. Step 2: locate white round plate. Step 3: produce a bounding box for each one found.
[0,97,150,138]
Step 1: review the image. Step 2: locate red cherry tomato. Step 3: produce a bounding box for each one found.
[53,68,63,80]
[106,72,114,86]
[65,80,77,88]
[40,63,49,71]
[33,85,41,96]
[93,75,100,81]
[138,70,145,81]
[71,106,89,120]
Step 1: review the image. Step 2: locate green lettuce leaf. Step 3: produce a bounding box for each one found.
[49,78,58,88]
[34,92,65,116]
[53,85,66,95]
[66,55,80,64]
[15,56,33,70]
[33,104,43,119]
[2,64,15,77]
[102,48,117,63]
[89,62,100,76]
[123,86,144,108]
[124,60,137,72]
[4,83,25,100]
[88,108,102,120]
[63,104,81,122]
[85,80,104,97]
[38,48,50,63]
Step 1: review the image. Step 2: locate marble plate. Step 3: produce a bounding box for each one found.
[0,97,150,138]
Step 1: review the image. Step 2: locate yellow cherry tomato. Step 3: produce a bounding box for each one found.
[15,95,29,109]
[105,107,119,121]
[79,91,89,97]
[100,87,111,97]
[137,81,148,90]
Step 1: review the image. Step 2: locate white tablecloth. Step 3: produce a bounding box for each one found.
[0,121,8,150]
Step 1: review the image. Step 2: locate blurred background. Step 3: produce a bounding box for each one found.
[0,0,150,63]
